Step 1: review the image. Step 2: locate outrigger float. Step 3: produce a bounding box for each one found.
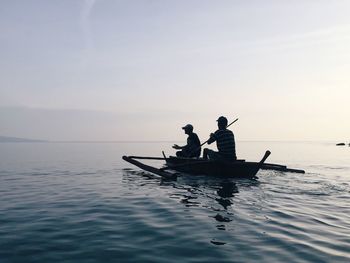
[122,150,305,180]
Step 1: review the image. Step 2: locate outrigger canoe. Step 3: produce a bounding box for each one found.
[122,150,304,180]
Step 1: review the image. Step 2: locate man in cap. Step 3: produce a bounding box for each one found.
[172,124,201,158]
[203,116,236,160]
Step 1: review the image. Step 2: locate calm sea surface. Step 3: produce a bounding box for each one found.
[0,141,349,263]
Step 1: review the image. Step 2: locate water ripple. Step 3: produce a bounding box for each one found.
[1,142,350,262]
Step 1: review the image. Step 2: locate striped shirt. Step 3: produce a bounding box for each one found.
[208,129,236,158]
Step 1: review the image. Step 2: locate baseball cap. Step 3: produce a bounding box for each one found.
[182,124,193,131]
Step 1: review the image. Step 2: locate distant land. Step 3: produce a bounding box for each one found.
[0,136,47,143]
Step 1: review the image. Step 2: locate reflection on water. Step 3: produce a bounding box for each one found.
[122,168,261,238]
[216,181,238,209]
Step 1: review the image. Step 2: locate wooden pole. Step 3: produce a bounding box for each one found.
[122,156,177,179]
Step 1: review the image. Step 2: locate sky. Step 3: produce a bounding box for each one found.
[0,0,349,141]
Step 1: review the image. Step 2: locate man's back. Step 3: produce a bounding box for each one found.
[213,129,236,159]
[186,133,201,157]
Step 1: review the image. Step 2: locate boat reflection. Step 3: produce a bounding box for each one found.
[122,169,259,230]
[216,181,238,209]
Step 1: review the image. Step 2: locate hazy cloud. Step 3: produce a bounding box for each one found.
[79,0,97,67]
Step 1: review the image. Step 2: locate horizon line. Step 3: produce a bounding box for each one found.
[0,139,344,143]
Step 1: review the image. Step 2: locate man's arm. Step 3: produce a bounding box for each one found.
[172,144,185,150]
[207,133,216,145]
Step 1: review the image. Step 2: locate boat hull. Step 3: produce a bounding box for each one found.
[165,157,261,178]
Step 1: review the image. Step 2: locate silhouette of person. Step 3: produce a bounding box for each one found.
[173,124,201,158]
[203,116,236,160]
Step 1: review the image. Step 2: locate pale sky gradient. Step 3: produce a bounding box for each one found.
[0,0,349,141]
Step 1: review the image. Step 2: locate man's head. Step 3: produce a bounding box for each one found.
[182,124,193,134]
[217,116,228,129]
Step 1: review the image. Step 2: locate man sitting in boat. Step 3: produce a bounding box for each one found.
[172,124,201,158]
[203,116,237,160]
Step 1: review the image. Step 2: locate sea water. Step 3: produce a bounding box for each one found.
[0,142,349,262]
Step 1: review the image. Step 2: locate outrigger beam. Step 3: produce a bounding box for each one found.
[124,156,305,174]
[122,156,177,180]
[128,156,166,160]
[261,165,305,174]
